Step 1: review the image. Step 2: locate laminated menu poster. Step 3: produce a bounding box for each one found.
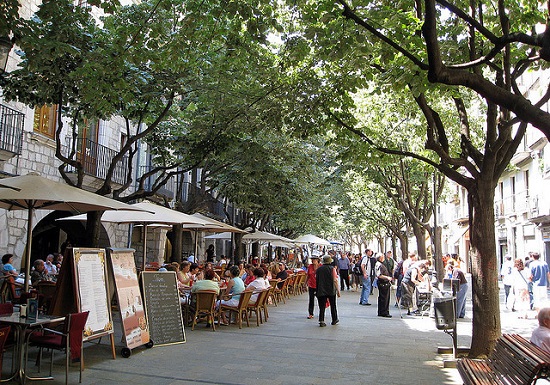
[141,271,186,346]
[73,248,114,341]
[107,248,150,350]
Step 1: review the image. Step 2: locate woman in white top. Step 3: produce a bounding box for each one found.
[511,258,531,319]
[245,267,270,304]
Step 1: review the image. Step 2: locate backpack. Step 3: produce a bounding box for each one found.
[393,260,404,279]
[353,257,364,275]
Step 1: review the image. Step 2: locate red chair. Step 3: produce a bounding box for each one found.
[25,311,89,384]
[0,326,11,381]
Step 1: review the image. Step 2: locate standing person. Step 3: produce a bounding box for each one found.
[316,256,340,327]
[401,262,424,315]
[306,255,321,319]
[375,253,393,318]
[359,250,373,305]
[204,244,215,263]
[393,258,405,307]
[500,255,514,309]
[512,258,531,319]
[351,255,362,292]
[449,260,468,318]
[530,252,550,311]
[383,251,395,278]
[337,252,351,291]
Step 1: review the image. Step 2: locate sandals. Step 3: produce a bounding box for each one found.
[307,315,314,319]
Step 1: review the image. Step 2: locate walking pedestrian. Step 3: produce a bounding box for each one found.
[530,252,550,311]
[375,253,393,318]
[337,252,351,291]
[359,250,373,306]
[316,255,340,327]
[500,255,514,309]
[307,254,321,319]
[448,260,468,318]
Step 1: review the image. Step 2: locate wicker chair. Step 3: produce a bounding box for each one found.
[190,290,218,331]
[218,291,252,329]
[247,289,270,326]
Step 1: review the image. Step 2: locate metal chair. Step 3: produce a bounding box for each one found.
[25,311,89,384]
[190,290,218,331]
[0,326,11,381]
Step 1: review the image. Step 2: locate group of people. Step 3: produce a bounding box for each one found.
[500,252,550,319]
[1,252,62,286]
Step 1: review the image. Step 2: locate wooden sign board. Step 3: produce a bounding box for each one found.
[107,248,150,350]
[73,248,114,341]
[141,271,186,346]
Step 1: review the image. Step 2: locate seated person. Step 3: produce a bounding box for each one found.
[245,267,270,304]
[242,264,255,285]
[275,262,288,289]
[2,254,18,276]
[218,266,245,325]
[531,307,550,352]
[191,269,220,294]
[217,255,228,267]
[53,253,63,272]
[177,261,193,287]
[44,254,58,275]
[30,259,53,286]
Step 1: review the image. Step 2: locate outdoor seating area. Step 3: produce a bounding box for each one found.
[181,270,307,331]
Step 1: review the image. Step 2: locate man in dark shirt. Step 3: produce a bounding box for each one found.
[276,262,288,289]
[316,256,340,327]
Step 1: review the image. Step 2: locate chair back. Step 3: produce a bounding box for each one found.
[0,302,13,315]
[194,291,217,313]
[236,290,253,310]
[66,311,89,362]
[0,276,19,303]
[255,289,270,307]
[0,326,10,350]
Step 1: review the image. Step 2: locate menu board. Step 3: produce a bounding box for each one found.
[141,271,186,346]
[73,248,114,341]
[107,249,150,350]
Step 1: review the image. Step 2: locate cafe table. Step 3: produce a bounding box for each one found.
[0,311,65,384]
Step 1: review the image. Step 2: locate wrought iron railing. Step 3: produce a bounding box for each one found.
[0,103,24,157]
[64,137,128,185]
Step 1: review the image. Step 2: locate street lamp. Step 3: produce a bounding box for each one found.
[0,37,13,74]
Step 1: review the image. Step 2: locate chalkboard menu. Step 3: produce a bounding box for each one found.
[107,249,150,350]
[73,248,114,341]
[141,271,186,346]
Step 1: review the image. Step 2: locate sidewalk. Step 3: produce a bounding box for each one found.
[16,285,539,385]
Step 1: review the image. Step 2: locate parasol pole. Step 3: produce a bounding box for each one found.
[142,223,148,271]
[24,204,34,292]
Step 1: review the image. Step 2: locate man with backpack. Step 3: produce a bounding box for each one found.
[359,249,373,306]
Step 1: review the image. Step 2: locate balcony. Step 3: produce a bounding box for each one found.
[0,104,24,161]
[63,137,128,189]
[494,190,538,219]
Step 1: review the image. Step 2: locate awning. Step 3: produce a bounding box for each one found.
[449,226,469,245]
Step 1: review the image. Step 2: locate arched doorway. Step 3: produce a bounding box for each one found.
[30,211,110,267]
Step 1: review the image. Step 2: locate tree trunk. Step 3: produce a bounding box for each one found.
[85,211,104,247]
[468,176,501,357]
[170,224,183,263]
[398,232,409,261]
[412,223,427,259]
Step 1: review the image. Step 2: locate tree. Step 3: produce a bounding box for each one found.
[279,0,542,356]
[2,0,283,246]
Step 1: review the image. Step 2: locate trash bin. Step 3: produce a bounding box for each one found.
[433,296,456,330]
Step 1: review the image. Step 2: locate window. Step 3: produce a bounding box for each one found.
[33,105,57,139]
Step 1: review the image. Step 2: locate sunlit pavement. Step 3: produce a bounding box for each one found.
[8,279,542,385]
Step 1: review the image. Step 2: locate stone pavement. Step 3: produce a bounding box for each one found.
[11,283,540,385]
